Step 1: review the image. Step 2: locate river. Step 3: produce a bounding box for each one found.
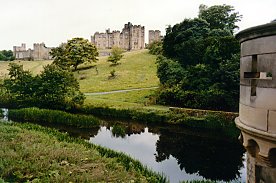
[1,109,246,183]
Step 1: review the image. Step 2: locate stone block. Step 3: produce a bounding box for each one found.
[268,110,276,134]
[240,56,253,86]
[240,86,276,110]
[239,103,268,131]
[241,35,276,57]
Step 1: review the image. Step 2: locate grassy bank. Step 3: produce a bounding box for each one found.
[9,107,100,128]
[0,121,167,183]
[76,49,159,93]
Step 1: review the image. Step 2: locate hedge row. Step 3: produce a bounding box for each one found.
[77,105,240,139]
[9,107,100,128]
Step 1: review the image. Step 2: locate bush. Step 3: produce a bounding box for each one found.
[9,107,100,128]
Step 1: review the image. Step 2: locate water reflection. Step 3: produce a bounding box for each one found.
[1,108,8,121]
[8,116,246,183]
[155,127,245,181]
[89,121,246,183]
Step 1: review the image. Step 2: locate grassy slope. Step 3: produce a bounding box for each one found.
[0,122,152,182]
[0,50,163,110]
[0,60,52,77]
[76,49,159,93]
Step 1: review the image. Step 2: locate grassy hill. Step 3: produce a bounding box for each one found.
[76,49,159,93]
[0,50,162,110]
[0,60,52,78]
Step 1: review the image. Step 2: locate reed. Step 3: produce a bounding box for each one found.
[9,107,100,128]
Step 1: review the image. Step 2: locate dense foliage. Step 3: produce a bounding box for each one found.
[147,41,163,55]
[0,50,15,61]
[9,107,99,128]
[1,63,84,110]
[156,4,241,111]
[51,37,99,70]
[107,46,124,65]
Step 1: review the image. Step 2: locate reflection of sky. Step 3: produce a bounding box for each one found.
[90,127,204,183]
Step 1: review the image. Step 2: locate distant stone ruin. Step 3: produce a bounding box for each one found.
[13,43,53,60]
[148,30,163,44]
[91,22,145,51]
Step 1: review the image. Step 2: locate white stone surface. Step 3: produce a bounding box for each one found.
[240,86,276,110]
[268,110,276,133]
[241,35,276,57]
[239,103,268,131]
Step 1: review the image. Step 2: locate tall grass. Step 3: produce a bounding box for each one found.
[10,122,168,183]
[9,107,100,128]
[78,105,240,139]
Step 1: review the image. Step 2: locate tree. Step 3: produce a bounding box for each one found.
[0,50,15,61]
[51,38,99,70]
[37,64,84,109]
[198,4,242,34]
[107,46,124,65]
[3,63,84,110]
[147,41,163,55]
[162,18,210,66]
[156,4,241,111]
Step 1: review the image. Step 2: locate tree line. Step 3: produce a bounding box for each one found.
[0,50,15,61]
[149,4,242,111]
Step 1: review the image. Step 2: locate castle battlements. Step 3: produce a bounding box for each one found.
[91,22,145,50]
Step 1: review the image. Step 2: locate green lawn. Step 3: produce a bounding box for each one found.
[84,89,169,111]
[0,50,161,110]
[0,60,52,78]
[76,49,159,93]
[0,122,156,182]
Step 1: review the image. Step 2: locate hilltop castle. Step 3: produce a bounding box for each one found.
[148,30,163,44]
[91,22,145,50]
[13,43,53,60]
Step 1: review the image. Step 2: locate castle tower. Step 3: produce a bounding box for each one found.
[149,30,162,44]
[235,21,276,183]
[91,22,145,51]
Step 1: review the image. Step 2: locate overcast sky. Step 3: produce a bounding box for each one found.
[1,0,275,50]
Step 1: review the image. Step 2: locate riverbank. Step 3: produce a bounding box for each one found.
[77,105,240,139]
[6,105,240,140]
[0,121,166,183]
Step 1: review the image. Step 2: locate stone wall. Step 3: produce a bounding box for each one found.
[148,30,162,44]
[13,43,53,60]
[91,22,145,50]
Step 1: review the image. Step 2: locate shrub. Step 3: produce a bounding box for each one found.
[9,107,100,128]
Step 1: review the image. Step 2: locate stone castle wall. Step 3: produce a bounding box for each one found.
[13,43,52,60]
[148,30,162,44]
[91,22,145,50]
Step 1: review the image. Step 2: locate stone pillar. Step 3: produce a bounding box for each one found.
[236,21,276,182]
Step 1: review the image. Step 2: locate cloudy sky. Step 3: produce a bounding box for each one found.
[1,0,275,50]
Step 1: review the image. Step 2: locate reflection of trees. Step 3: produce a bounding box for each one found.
[155,128,245,182]
[40,123,100,140]
[103,121,145,136]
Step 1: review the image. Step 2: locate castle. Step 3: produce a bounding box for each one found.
[12,22,163,60]
[13,43,53,60]
[148,30,163,44]
[91,22,145,50]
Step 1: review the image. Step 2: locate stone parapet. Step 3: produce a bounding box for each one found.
[236,21,276,181]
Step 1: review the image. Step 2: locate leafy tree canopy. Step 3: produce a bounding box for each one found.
[157,4,242,111]
[199,4,242,34]
[0,50,15,61]
[147,41,163,55]
[107,46,124,65]
[2,63,84,110]
[51,38,99,70]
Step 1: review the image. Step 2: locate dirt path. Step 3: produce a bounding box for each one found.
[84,86,158,96]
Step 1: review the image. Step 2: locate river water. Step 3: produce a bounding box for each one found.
[88,121,246,183]
[1,109,246,183]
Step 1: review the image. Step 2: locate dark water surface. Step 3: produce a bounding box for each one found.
[88,121,246,183]
[1,109,246,183]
